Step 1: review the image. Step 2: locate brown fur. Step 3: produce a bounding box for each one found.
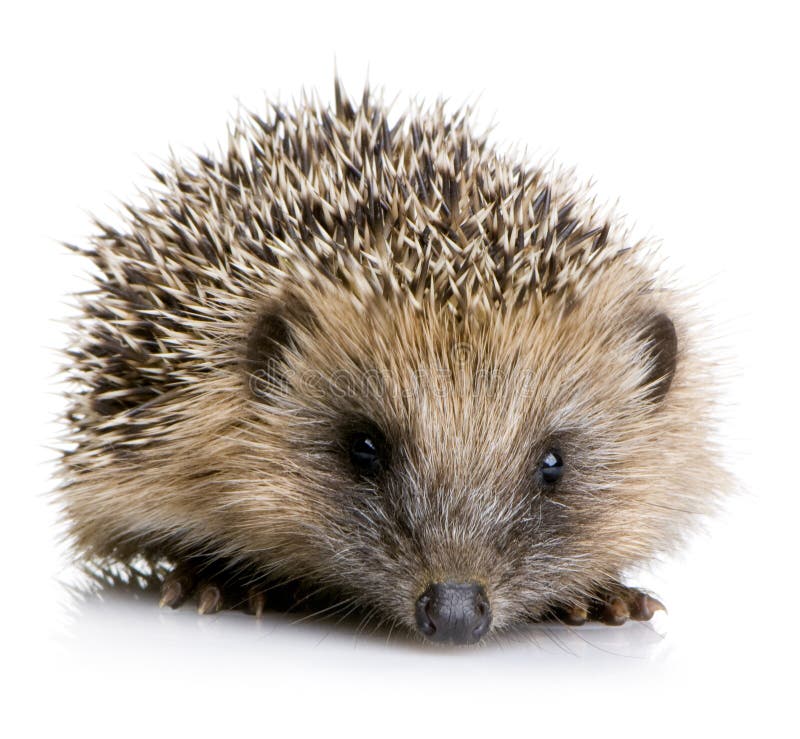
[58,82,727,638]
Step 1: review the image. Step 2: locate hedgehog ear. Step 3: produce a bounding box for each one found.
[245,298,311,399]
[638,313,678,404]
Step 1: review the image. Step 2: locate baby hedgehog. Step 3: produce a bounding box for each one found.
[59,82,725,645]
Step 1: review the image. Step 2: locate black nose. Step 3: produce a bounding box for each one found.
[415,582,492,644]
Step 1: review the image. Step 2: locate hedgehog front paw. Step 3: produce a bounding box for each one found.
[553,585,666,627]
[158,565,225,614]
[158,562,266,617]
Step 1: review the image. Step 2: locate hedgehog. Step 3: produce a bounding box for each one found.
[58,81,726,645]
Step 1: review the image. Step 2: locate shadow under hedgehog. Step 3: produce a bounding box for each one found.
[58,82,727,645]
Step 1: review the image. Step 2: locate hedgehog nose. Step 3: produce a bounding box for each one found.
[415,582,492,644]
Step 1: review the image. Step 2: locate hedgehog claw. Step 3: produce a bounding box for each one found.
[197,584,223,615]
[159,580,183,609]
[247,589,266,618]
[629,592,667,621]
[159,571,192,609]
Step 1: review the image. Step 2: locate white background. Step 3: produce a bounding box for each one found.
[2,1,798,735]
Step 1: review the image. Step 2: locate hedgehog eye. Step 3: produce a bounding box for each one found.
[348,433,384,476]
[539,450,563,485]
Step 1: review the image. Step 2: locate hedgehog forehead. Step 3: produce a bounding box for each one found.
[297,291,618,452]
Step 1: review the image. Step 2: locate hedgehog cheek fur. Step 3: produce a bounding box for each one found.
[58,82,727,644]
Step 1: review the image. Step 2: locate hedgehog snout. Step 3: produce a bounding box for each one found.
[414,582,492,644]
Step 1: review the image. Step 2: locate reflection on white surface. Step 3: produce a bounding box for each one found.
[56,576,671,666]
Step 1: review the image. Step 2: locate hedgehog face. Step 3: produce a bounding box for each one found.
[243,267,691,644]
